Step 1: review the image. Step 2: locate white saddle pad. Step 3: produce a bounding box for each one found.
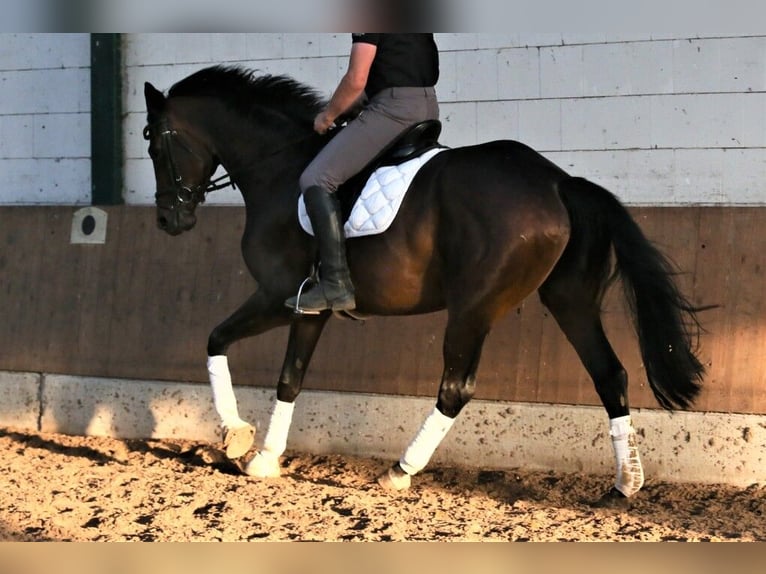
[298,147,445,238]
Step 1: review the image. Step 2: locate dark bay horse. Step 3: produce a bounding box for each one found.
[143,65,705,505]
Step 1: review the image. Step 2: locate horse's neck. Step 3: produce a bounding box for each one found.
[206,113,321,221]
[207,110,317,193]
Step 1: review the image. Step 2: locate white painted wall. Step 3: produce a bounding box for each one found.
[1,34,764,206]
[0,33,91,205]
[124,33,766,207]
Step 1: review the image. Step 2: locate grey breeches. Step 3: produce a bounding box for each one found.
[299,86,439,194]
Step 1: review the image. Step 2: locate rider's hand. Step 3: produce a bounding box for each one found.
[314,110,336,135]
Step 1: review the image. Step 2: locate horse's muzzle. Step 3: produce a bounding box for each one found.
[157,208,196,235]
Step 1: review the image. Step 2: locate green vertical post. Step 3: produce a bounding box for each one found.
[90,34,123,205]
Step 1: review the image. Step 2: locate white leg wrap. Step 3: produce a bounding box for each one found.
[207,355,246,428]
[244,400,295,478]
[610,415,645,497]
[399,407,456,475]
[262,399,296,456]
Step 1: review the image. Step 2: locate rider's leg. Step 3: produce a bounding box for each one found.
[286,87,438,313]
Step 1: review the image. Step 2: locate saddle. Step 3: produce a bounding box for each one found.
[378,119,443,165]
[336,120,443,219]
[298,119,446,239]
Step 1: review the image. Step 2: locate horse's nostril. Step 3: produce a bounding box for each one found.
[157,216,168,229]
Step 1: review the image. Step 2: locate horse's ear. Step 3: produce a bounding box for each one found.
[144,82,166,113]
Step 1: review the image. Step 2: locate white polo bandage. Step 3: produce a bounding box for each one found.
[262,399,296,457]
[399,406,456,475]
[207,355,246,428]
[609,415,645,497]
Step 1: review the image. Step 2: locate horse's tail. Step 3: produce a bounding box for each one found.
[556,176,705,410]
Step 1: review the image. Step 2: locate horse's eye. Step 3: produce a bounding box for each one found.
[143,126,151,140]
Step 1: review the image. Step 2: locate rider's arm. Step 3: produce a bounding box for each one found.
[314,42,377,134]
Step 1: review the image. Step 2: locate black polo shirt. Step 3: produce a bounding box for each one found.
[351,33,439,98]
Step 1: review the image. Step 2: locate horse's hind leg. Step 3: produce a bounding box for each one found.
[378,314,489,491]
[244,313,330,478]
[538,278,644,501]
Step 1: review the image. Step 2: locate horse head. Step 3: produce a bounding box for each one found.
[143,81,220,235]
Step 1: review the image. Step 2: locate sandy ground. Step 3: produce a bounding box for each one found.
[1,426,764,542]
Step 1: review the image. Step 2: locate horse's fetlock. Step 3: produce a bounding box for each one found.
[276,380,301,403]
[207,329,228,357]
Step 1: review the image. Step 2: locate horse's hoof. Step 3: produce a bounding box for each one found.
[590,487,631,510]
[377,466,412,491]
[243,451,281,478]
[222,423,255,459]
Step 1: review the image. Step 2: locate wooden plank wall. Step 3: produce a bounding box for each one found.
[1,205,764,414]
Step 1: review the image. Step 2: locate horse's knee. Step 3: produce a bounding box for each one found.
[437,377,476,418]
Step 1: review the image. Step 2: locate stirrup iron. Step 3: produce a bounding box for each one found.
[292,273,320,315]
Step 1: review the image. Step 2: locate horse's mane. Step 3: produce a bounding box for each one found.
[168,65,325,126]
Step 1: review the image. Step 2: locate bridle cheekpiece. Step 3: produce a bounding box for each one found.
[144,119,235,211]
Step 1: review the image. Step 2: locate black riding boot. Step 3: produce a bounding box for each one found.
[286,186,356,313]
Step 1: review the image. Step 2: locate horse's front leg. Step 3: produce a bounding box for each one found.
[244,313,330,477]
[206,291,292,459]
[378,317,488,491]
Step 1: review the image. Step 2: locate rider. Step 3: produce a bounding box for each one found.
[285,33,440,313]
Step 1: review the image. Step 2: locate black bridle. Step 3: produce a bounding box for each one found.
[144,120,235,211]
[145,117,328,211]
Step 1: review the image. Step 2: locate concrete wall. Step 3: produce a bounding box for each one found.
[2,33,762,207]
[2,371,764,487]
[124,33,766,206]
[1,32,763,205]
[0,33,91,205]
